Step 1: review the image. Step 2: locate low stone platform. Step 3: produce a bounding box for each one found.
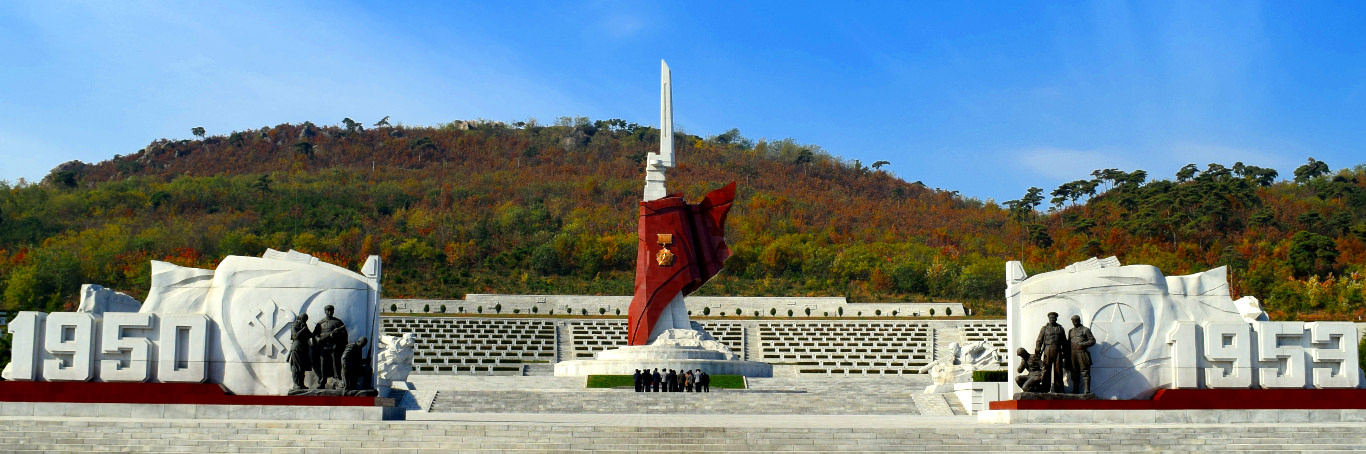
[6,375,1366,451]
[554,330,774,377]
[0,381,403,421]
[5,415,1366,452]
[0,402,400,421]
[981,408,1366,425]
[995,388,1366,410]
[419,374,947,416]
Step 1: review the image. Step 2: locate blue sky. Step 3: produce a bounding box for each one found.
[2,1,1364,203]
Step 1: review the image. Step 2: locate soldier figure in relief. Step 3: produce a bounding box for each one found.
[287,313,312,390]
[342,336,370,390]
[1068,315,1097,394]
[312,305,348,388]
[1014,347,1047,392]
[1034,311,1068,393]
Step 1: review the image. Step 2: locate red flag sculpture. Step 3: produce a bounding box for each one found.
[626,182,735,345]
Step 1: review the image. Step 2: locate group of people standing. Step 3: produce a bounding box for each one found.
[634,368,710,392]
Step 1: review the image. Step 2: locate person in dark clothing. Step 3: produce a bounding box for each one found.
[288,314,312,390]
[701,370,710,392]
[1034,311,1068,393]
[685,370,694,392]
[312,305,348,389]
[1015,348,1047,392]
[666,369,676,392]
[341,337,370,391]
[652,369,662,392]
[1068,315,1097,394]
[634,369,642,392]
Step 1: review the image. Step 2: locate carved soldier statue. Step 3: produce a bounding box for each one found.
[287,313,313,390]
[312,305,348,389]
[1068,314,1097,394]
[1014,347,1047,392]
[1034,311,1068,393]
[341,336,371,390]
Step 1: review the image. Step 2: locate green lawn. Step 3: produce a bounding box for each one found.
[586,374,747,389]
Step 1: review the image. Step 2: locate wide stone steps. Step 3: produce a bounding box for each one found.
[4,418,1366,452]
[429,389,925,415]
[748,375,933,393]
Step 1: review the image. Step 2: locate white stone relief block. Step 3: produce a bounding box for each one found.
[1203,322,1252,388]
[43,312,95,381]
[1256,322,1306,388]
[100,313,154,382]
[158,314,209,383]
[1307,322,1358,388]
[1167,322,1198,388]
[1008,258,1358,398]
[3,312,46,380]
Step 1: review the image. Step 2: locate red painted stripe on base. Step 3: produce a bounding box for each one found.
[989,388,1366,410]
[0,381,380,407]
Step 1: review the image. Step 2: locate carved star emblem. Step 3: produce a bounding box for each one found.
[1091,302,1143,358]
[247,299,296,359]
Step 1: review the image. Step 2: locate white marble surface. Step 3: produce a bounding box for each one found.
[376,333,416,387]
[77,284,141,315]
[554,324,771,377]
[642,59,674,202]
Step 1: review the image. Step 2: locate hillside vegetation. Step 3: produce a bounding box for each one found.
[1,118,1363,320]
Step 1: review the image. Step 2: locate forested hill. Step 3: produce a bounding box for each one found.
[1,118,1363,320]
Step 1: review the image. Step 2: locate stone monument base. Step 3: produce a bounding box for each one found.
[0,381,403,420]
[554,346,773,377]
[1013,392,1098,400]
[287,388,380,397]
[553,328,772,377]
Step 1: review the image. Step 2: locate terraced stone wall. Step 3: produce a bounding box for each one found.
[382,316,1007,375]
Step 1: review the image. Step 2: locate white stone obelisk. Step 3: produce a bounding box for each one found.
[643,60,674,202]
[642,60,691,342]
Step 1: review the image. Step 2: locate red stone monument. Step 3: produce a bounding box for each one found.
[626,182,735,345]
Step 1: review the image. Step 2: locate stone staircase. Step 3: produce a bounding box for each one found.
[521,363,554,376]
[427,375,935,415]
[936,324,963,349]
[742,321,761,361]
[6,417,1366,452]
[554,320,571,363]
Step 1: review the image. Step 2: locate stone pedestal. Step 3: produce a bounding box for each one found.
[1012,392,1098,400]
[554,328,772,377]
[954,382,1011,415]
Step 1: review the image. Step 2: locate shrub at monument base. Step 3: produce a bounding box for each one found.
[586,374,746,389]
[973,370,1008,382]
